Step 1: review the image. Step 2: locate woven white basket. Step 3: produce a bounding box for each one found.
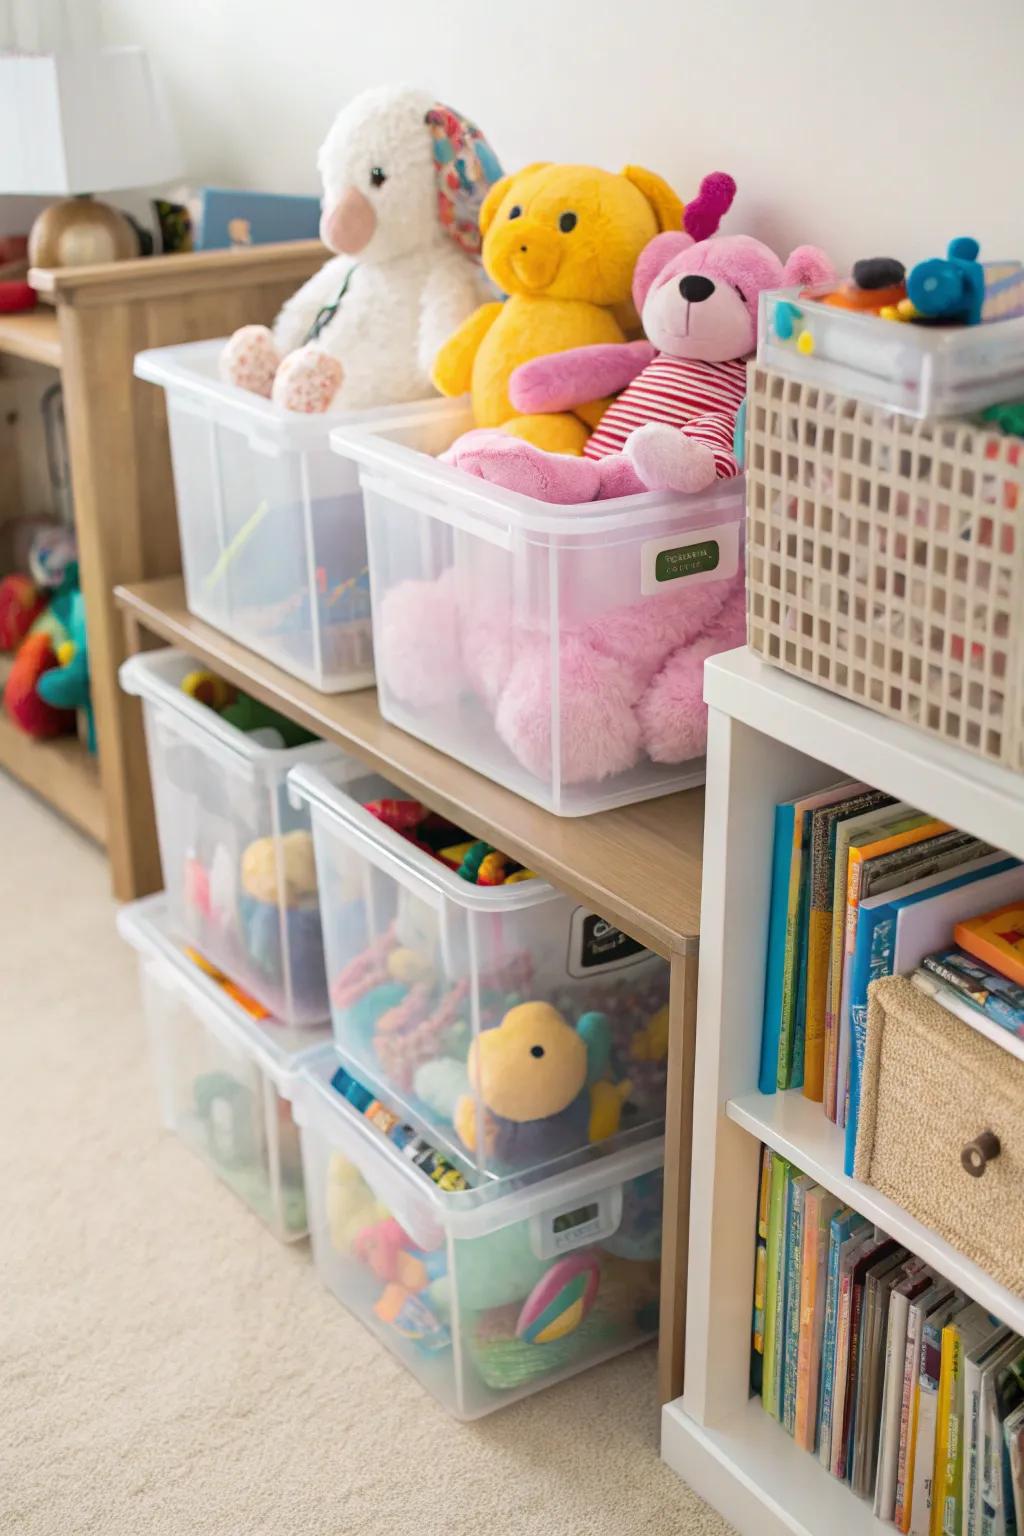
[746,365,1024,770]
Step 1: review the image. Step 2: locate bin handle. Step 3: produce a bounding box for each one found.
[314,800,445,913]
[359,471,513,552]
[149,697,256,773]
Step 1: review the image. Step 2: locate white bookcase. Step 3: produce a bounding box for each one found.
[660,645,1024,1536]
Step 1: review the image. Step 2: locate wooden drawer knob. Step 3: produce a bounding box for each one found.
[961,1130,1001,1177]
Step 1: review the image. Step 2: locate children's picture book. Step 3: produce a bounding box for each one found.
[1004,1399,1024,1536]
[802,786,887,1102]
[830,812,951,1124]
[982,1340,1024,1536]
[834,1234,900,1480]
[826,798,907,1080]
[965,1328,1013,1536]
[937,1306,1003,1536]
[761,783,860,1095]
[898,1282,955,1532]
[850,1249,909,1497]
[763,1154,793,1420]
[194,187,323,250]
[783,1173,817,1433]
[911,1294,970,1536]
[751,1145,772,1396]
[956,904,1024,987]
[876,1267,934,1522]
[919,943,1024,1039]
[842,853,1023,1174]
[818,1207,870,1470]
[794,1185,842,1451]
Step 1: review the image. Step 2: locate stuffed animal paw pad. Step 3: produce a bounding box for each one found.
[624,423,717,493]
[220,325,281,398]
[271,346,344,414]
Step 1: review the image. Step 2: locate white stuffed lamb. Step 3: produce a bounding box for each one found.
[221,84,502,413]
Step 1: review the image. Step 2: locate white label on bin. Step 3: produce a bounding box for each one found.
[567,907,648,979]
[528,1187,623,1260]
[640,520,739,596]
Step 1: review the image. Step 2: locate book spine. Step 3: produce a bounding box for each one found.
[751,1147,771,1396]
[818,1222,843,1468]
[842,1276,868,1482]
[912,1324,945,1536]
[783,1182,805,1432]
[763,1157,789,1420]
[795,1194,821,1449]
[760,805,792,1095]
[778,815,805,1089]
[922,954,1024,1033]
[844,910,895,1174]
[897,1312,924,1531]
[933,1325,958,1536]
[831,1264,856,1477]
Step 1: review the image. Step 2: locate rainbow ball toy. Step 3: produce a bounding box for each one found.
[515,1252,601,1345]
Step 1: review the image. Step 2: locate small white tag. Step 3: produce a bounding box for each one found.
[529,1188,623,1259]
[641,521,740,597]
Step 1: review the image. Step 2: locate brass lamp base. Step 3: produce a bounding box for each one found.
[28,196,140,269]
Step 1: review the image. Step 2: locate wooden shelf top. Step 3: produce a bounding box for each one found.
[0,309,62,368]
[116,576,705,956]
[30,239,327,309]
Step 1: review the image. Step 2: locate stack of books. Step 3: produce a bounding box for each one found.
[752,1146,1024,1532]
[912,907,1024,1064]
[759,781,1024,1173]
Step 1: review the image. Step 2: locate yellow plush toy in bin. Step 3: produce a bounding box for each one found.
[431,161,685,453]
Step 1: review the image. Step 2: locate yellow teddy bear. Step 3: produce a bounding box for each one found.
[431,162,684,455]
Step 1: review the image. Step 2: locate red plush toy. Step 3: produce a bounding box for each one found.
[3,630,75,737]
[0,573,47,651]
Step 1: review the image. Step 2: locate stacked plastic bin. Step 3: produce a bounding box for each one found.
[286,759,671,1415]
[747,280,1024,768]
[118,647,348,1237]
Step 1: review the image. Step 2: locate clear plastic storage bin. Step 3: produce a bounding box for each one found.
[288,761,670,1179]
[295,1051,664,1417]
[118,894,332,1241]
[758,284,1024,418]
[330,403,746,814]
[121,647,348,1025]
[134,340,436,691]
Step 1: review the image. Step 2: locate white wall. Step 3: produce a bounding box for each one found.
[100,0,1023,271]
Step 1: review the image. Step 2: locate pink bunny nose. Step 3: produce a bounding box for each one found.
[320,187,377,255]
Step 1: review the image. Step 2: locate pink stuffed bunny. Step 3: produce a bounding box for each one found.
[378,222,834,782]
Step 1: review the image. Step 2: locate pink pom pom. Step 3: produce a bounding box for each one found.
[683,173,737,243]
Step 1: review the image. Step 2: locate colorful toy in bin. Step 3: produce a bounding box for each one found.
[906,238,1024,327]
[454,1002,631,1169]
[239,830,326,1007]
[516,1252,601,1343]
[220,85,503,413]
[432,158,693,454]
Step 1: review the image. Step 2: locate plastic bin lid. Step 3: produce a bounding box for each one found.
[133,338,443,451]
[293,1047,664,1241]
[120,648,345,775]
[117,894,332,1094]
[287,760,560,914]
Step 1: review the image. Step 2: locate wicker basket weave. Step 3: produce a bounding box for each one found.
[746,365,1024,770]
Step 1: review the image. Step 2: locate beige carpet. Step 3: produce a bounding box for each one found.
[0,772,732,1536]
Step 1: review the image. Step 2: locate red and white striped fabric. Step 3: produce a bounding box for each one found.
[583,354,747,477]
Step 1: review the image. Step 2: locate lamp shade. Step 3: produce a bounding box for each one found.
[0,45,183,195]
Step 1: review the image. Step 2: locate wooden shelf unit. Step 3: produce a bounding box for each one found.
[0,310,62,369]
[660,646,1024,1536]
[115,572,706,1404]
[0,242,326,890]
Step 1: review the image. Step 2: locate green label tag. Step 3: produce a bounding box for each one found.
[654,539,721,583]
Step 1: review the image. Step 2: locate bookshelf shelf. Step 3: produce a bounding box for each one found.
[659,646,1024,1535]
[662,1397,888,1536]
[727,1090,1024,1336]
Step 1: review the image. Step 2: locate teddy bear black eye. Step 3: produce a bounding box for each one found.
[559,212,578,233]
[369,166,387,189]
[508,204,523,220]
[530,1045,545,1059]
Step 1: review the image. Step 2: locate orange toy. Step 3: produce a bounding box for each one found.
[3,630,75,738]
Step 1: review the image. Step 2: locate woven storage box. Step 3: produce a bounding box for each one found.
[854,975,1024,1293]
[746,365,1024,769]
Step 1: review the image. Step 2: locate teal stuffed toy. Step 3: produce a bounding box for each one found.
[35,562,94,751]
